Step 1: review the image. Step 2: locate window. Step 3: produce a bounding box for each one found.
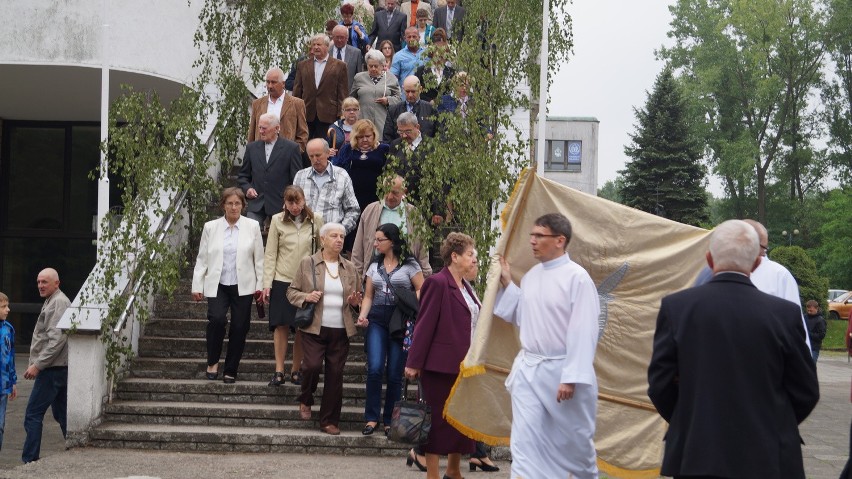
[542,139,581,172]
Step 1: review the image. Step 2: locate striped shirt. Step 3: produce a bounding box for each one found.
[293,164,361,234]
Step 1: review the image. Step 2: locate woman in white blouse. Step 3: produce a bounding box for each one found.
[287,222,362,435]
[191,187,264,384]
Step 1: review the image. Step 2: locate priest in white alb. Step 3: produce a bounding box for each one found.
[494,213,600,479]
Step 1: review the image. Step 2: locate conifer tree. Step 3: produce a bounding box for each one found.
[619,67,708,226]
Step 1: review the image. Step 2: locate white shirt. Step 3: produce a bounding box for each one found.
[333,46,346,62]
[322,263,345,328]
[267,94,284,119]
[751,255,812,348]
[220,223,239,285]
[264,142,274,162]
[409,134,422,150]
[314,56,329,88]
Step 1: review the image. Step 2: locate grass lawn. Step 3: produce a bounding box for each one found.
[824,318,849,351]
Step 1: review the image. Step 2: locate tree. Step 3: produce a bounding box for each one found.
[769,245,829,310]
[661,0,828,223]
[598,177,625,204]
[823,0,852,185]
[809,188,852,289]
[619,67,708,226]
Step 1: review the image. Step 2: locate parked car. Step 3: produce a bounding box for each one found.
[829,289,848,302]
[828,291,852,321]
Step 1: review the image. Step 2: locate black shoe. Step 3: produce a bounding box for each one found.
[362,424,377,435]
[223,375,236,384]
[290,371,302,385]
[205,368,218,380]
[268,371,285,387]
[470,457,500,472]
[406,448,427,472]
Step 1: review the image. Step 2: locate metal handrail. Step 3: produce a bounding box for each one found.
[112,188,189,333]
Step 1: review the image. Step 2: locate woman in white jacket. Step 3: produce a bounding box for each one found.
[191,187,264,384]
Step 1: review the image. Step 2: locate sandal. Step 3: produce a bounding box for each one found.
[268,371,285,387]
[290,370,302,385]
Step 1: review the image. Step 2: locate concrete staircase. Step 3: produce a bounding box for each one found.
[87,278,411,455]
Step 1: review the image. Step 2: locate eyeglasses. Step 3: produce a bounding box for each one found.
[397,128,416,135]
[344,108,360,112]
[529,233,562,240]
[374,237,391,243]
[224,202,243,208]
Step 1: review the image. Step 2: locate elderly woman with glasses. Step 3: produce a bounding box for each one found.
[405,232,478,479]
[350,49,401,136]
[191,187,264,384]
[287,222,362,435]
[332,118,391,212]
[356,223,425,436]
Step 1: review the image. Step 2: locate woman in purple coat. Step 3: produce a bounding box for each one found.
[405,232,477,479]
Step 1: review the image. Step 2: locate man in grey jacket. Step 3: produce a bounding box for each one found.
[22,268,70,463]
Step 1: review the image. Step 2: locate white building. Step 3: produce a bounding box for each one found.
[533,116,600,195]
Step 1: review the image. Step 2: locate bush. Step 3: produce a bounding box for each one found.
[770,246,830,311]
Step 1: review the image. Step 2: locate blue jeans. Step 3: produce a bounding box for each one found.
[364,307,406,425]
[23,366,67,463]
[0,393,7,450]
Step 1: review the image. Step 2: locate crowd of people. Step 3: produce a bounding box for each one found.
[184,2,828,478]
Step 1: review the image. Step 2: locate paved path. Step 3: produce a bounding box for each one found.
[0,354,848,479]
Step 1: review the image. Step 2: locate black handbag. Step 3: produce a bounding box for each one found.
[388,379,431,445]
[293,258,317,329]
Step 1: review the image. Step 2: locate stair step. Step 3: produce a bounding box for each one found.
[88,422,409,454]
[143,317,366,342]
[129,358,368,383]
[104,401,377,431]
[138,337,368,361]
[114,378,371,405]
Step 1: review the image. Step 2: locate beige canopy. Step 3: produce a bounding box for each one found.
[444,169,712,478]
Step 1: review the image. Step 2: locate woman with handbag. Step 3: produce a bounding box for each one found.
[261,185,323,387]
[287,222,363,435]
[356,223,425,436]
[191,187,264,384]
[405,232,478,479]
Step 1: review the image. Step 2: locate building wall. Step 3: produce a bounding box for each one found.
[0,0,201,84]
[535,117,599,195]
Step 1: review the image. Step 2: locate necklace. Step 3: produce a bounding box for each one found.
[326,261,340,279]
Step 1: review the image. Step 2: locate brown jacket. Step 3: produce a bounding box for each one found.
[286,251,361,337]
[247,94,309,153]
[292,57,350,124]
[350,200,432,279]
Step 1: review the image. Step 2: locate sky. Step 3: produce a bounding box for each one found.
[549,0,675,189]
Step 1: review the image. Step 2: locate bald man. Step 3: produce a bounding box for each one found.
[22,268,70,463]
[248,67,309,153]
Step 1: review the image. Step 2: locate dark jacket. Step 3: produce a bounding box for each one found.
[405,267,478,374]
[805,312,827,348]
[648,272,819,479]
[382,99,436,143]
[237,138,303,217]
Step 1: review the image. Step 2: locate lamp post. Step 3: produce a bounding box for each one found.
[781,229,799,246]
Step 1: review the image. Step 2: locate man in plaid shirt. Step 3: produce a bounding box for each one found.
[294,139,361,252]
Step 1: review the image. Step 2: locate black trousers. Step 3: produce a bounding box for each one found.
[308,119,331,140]
[206,283,253,377]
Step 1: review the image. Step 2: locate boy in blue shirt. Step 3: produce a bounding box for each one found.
[0,292,17,450]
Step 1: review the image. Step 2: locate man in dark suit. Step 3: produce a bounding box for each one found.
[331,25,365,91]
[647,219,820,479]
[382,75,435,142]
[414,55,455,104]
[248,67,309,153]
[292,33,350,140]
[369,0,407,51]
[237,112,303,227]
[432,0,465,42]
[389,112,446,226]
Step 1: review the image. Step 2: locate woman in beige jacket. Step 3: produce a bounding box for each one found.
[262,185,323,387]
[287,222,362,435]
